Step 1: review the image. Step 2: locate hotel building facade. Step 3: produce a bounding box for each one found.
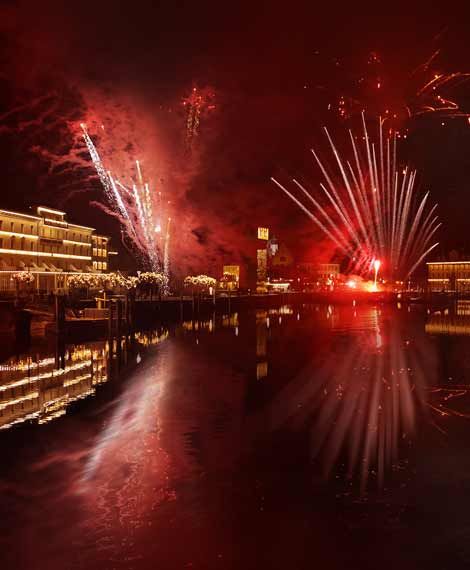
[0,206,113,293]
[427,261,470,293]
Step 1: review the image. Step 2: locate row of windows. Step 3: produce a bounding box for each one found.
[429,267,470,279]
[0,238,90,256]
[0,221,36,235]
[0,219,94,243]
[92,261,107,271]
[42,226,91,242]
[429,282,470,292]
[92,248,107,257]
[429,263,470,271]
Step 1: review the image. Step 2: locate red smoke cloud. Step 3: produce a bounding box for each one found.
[0,1,358,277]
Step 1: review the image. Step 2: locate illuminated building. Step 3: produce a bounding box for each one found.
[267,236,279,257]
[427,261,470,293]
[0,206,114,292]
[295,261,340,291]
[317,263,340,280]
[269,243,294,288]
[256,249,268,283]
[271,243,294,269]
[257,227,269,241]
[220,265,240,291]
[256,227,269,292]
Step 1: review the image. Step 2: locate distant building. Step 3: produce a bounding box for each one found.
[317,263,340,280]
[271,243,294,269]
[267,236,279,257]
[297,261,339,279]
[220,265,240,290]
[295,261,340,290]
[256,227,269,291]
[0,206,114,293]
[427,261,470,293]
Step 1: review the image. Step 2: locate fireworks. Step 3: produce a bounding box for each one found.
[182,86,215,153]
[80,124,170,276]
[323,49,470,129]
[272,114,440,279]
[409,68,470,121]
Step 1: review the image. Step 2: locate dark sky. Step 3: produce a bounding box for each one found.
[2,1,470,272]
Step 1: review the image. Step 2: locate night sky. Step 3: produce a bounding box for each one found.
[2,1,470,273]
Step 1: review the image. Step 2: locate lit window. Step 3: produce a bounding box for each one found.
[102,262,107,270]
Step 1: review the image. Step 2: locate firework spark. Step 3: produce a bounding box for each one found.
[81,124,169,273]
[182,86,215,153]
[272,114,440,279]
[163,217,171,294]
[323,48,470,129]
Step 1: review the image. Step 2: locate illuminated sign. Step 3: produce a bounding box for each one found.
[257,227,269,241]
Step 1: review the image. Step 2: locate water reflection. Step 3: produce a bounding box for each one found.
[311,308,435,493]
[3,305,470,498]
[181,312,239,333]
[0,329,169,431]
[256,310,268,380]
[426,300,470,335]
[424,301,470,422]
[0,343,108,430]
[3,305,470,567]
[250,304,442,494]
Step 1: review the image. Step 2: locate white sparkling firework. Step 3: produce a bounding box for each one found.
[163,217,171,295]
[272,113,440,279]
[81,124,169,275]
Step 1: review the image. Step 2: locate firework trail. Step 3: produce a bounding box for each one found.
[81,124,130,222]
[272,114,440,279]
[182,86,215,153]
[411,70,470,119]
[80,124,167,273]
[322,48,470,130]
[163,217,171,294]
